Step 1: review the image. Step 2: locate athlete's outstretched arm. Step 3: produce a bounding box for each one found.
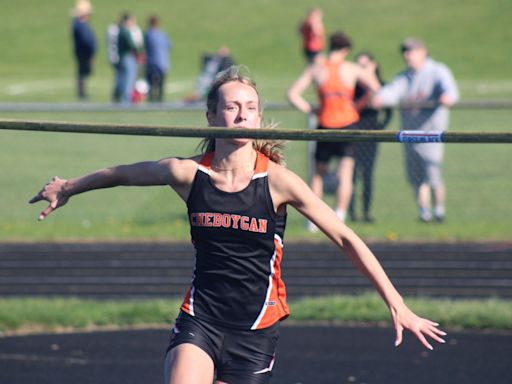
[29,157,196,221]
[269,164,447,350]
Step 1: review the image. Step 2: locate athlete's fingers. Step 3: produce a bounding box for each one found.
[430,325,447,336]
[424,319,439,326]
[39,205,54,221]
[423,327,446,344]
[394,328,403,347]
[29,183,52,204]
[30,177,67,205]
[424,321,447,343]
[37,196,58,221]
[28,193,43,204]
[421,318,447,341]
[394,321,404,347]
[390,307,403,347]
[414,329,433,351]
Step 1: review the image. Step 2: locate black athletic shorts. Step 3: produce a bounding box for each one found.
[167,311,280,383]
[314,124,357,163]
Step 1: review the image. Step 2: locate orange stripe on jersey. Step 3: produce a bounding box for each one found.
[180,286,195,316]
[199,152,215,167]
[254,152,269,174]
[251,236,290,329]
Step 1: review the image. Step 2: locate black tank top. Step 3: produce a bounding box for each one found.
[181,151,289,330]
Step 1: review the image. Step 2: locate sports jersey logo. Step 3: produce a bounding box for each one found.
[190,212,268,234]
[320,90,349,99]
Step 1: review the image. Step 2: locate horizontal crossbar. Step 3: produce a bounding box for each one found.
[1,119,511,143]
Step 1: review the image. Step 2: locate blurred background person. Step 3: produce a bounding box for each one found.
[298,8,325,63]
[144,15,172,102]
[349,52,393,223]
[183,46,235,103]
[115,13,144,104]
[107,15,121,101]
[373,38,459,223]
[129,14,146,103]
[71,0,97,100]
[129,14,145,65]
[287,31,380,230]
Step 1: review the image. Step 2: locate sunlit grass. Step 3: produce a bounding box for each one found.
[1,294,511,334]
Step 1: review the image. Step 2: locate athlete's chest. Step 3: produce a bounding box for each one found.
[208,172,254,193]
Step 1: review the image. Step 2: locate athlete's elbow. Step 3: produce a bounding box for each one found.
[333,228,359,252]
[328,232,348,250]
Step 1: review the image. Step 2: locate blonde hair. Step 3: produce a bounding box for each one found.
[199,65,286,165]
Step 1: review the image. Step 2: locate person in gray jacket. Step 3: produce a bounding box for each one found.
[373,38,459,223]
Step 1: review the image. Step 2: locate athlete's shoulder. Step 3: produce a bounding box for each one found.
[267,161,305,189]
[266,159,286,174]
[160,154,203,186]
[159,154,202,169]
[267,161,313,208]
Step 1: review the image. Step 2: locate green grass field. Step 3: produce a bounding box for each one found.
[1,108,511,242]
[0,0,511,242]
[2,294,512,334]
[0,1,510,335]
[0,0,511,101]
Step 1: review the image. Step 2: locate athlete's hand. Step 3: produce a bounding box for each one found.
[391,302,447,350]
[29,176,70,221]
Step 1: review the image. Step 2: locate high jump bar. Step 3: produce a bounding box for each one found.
[1,119,511,143]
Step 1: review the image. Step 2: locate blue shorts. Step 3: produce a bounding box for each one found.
[167,312,280,383]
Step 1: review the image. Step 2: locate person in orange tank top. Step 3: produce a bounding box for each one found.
[288,31,381,229]
[298,8,325,63]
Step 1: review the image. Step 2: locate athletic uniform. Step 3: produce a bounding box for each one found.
[301,21,324,62]
[168,151,288,383]
[315,59,359,163]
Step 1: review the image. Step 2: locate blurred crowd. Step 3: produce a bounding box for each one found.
[70,1,459,224]
[70,0,235,105]
[288,7,459,226]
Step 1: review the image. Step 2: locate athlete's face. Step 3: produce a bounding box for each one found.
[207,81,262,130]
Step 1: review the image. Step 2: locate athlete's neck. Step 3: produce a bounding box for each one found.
[211,144,257,173]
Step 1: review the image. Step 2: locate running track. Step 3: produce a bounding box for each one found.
[1,242,511,383]
[1,326,511,384]
[1,242,511,298]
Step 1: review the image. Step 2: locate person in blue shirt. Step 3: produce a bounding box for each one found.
[144,15,172,102]
[71,0,97,100]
